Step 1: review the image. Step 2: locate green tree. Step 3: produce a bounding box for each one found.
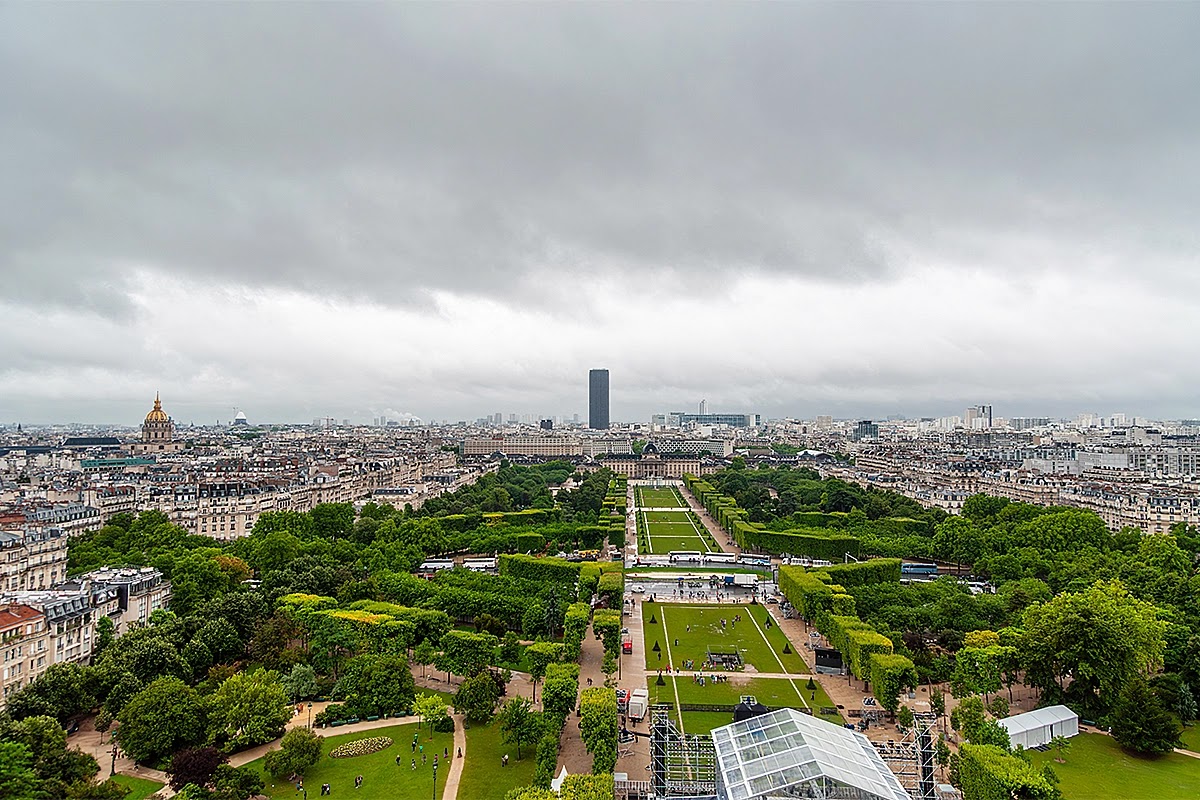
[500,631,523,665]
[1111,678,1182,755]
[455,670,502,724]
[0,741,37,800]
[5,663,96,722]
[263,728,324,779]
[65,780,127,800]
[497,697,540,760]
[930,689,947,732]
[413,693,449,740]
[525,641,563,703]
[436,630,498,682]
[194,618,244,665]
[950,696,1010,748]
[116,677,208,763]
[578,688,618,774]
[3,715,98,797]
[209,668,291,750]
[1048,735,1071,763]
[412,639,437,679]
[281,664,318,703]
[1022,580,1167,710]
[334,654,416,718]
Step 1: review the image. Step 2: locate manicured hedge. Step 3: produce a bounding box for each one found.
[499,553,581,583]
[592,609,622,658]
[958,744,1056,800]
[869,653,919,713]
[596,572,624,609]
[818,558,902,587]
[564,603,591,660]
[778,566,835,620]
[579,687,619,774]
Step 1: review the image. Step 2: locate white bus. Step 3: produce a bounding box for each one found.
[669,551,704,564]
[463,557,498,573]
[704,553,739,564]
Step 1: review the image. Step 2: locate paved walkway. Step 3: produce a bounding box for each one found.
[557,621,606,775]
[439,714,468,800]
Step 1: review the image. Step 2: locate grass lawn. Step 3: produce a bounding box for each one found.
[1028,733,1200,800]
[648,677,842,731]
[457,719,537,800]
[643,511,713,555]
[1178,721,1200,753]
[250,722,454,800]
[637,487,685,508]
[642,603,808,673]
[680,710,738,735]
[110,774,164,800]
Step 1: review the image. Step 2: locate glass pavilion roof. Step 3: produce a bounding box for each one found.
[711,709,911,800]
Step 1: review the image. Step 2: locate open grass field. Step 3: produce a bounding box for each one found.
[457,718,537,800]
[1027,733,1200,800]
[641,509,713,554]
[110,774,164,800]
[647,676,843,728]
[1178,722,1200,753]
[636,486,685,508]
[250,722,454,800]
[642,603,808,673]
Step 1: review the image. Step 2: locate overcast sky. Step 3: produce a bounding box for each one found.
[3,4,1199,426]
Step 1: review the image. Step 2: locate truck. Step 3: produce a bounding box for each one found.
[627,688,649,722]
[621,632,634,654]
[628,686,648,724]
[733,573,758,587]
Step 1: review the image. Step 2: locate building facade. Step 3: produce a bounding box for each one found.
[589,369,610,430]
[1,603,50,712]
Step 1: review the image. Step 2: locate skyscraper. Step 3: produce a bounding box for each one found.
[589,369,610,429]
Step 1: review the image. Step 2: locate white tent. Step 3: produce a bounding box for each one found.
[998,704,1079,750]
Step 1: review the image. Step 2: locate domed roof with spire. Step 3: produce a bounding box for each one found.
[145,393,169,423]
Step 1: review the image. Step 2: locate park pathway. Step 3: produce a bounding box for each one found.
[439,713,468,800]
[557,621,607,775]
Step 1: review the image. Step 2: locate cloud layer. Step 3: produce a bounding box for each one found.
[2,4,1198,423]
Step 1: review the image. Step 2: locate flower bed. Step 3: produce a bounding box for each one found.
[329,736,393,759]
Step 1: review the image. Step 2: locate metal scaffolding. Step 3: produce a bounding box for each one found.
[649,706,718,799]
[872,712,938,800]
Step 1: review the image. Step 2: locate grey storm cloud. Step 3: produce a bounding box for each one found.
[2,3,1200,423]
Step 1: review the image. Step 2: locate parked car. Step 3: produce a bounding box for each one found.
[862,697,878,707]
[631,584,646,593]
[767,597,779,604]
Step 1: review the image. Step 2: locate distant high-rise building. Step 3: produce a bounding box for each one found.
[852,420,879,441]
[540,419,554,430]
[699,399,708,415]
[589,369,610,429]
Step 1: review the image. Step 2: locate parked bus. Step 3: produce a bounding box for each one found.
[669,551,704,564]
[901,562,939,576]
[738,555,771,567]
[704,553,739,564]
[463,557,498,573]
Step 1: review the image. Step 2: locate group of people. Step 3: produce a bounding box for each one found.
[691,672,729,685]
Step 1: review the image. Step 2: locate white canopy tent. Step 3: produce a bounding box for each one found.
[998,704,1079,750]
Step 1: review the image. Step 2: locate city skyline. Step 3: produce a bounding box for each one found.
[4,5,1200,423]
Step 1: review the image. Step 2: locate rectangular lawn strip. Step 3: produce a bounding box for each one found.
[458,718,537,800]
[251,722,454,800]
[110,775,164,800]
[681,710,738,736]
[641,604,806,674]
[637,487,685,508]
[648,534,711,554]
[647,677,840,725]
[741,603,809,673]
[1027,733,1200,800]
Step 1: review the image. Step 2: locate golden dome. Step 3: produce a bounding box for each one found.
[145,392,169,423]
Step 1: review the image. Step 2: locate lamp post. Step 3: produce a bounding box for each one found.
[432,760,439,800]
[109,743,118,776]
[307,701,313,730]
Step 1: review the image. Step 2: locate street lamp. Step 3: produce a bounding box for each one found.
[431,760,439,800]
[109,743,118,776]
[307,702,313,730]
